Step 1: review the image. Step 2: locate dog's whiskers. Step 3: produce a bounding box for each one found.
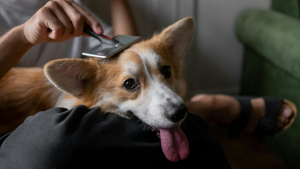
[140,122,155,132]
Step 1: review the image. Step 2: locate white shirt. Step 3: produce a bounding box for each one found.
[0,0,112,67]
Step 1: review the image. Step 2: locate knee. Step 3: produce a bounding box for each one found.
[190,94,216,110]
[210,94,239,112]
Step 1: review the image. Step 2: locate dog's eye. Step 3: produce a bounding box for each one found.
[161,66,171,78]
[124,79,137,90]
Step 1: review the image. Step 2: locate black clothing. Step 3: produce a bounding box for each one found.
[0,105,230,169]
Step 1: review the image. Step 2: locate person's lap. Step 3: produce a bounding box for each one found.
[0,105,231,169]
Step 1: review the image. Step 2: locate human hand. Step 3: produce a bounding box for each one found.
[22,0,103,44]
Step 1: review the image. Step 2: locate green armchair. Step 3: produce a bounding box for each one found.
[236,6,300,169]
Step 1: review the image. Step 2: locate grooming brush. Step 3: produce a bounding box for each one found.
[82,26,141,59]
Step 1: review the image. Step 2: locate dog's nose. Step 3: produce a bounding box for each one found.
[166,104,188,122]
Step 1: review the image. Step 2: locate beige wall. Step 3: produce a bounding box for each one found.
[82,0,271,98]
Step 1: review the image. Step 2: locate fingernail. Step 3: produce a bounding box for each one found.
[49,31,55,39]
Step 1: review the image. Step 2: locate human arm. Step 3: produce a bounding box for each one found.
[0,25,34,80]
[109,0,137,36]
[0,0,103,80]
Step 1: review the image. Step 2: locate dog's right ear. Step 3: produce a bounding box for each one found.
[159,17,194,62]
[44,59,99,99]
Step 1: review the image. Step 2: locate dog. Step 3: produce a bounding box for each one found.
[0,17,194,162]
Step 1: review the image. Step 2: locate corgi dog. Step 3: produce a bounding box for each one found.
[0,17,194,162]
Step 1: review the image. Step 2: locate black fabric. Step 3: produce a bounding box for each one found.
[0,105,231,169]
[254,98,282,136]
[228,97,252,138]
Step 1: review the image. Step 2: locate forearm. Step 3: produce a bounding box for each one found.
[0,25,33,79]
[109,0,137,36]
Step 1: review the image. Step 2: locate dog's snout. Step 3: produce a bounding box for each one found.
[166,104,188,122]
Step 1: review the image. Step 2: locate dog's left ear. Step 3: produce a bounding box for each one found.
[44,59,98,99]
[159,17,194,62]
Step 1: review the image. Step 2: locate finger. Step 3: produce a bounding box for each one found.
[37,7,65,40]
[45,1,74,38]
[82,32,90,37]
[53,0,84,37]
[69,1,103,34]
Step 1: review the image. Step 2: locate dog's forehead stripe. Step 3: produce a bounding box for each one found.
[128,49,161,83]
[123,61,139,76]
[128,49,161,66]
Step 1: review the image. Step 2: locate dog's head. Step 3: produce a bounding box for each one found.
[45,17,194,128]
[45,18,194,162]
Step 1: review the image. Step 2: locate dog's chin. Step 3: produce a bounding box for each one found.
[120,109,187,133]
[123,111,134,118]
[121,110,189,162]
[114,111,135,119]
[126,111,187,139]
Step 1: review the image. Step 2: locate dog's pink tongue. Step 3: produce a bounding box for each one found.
[159,125,189,162]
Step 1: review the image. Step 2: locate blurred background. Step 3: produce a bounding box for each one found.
[81,0,271,98]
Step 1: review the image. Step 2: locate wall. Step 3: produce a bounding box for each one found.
[82,0,271,98]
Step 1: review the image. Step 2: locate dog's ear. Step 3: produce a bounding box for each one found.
[44,59,98,99]
[159,17,194,62]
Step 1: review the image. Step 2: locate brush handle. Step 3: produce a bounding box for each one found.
[83,26,123,47]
